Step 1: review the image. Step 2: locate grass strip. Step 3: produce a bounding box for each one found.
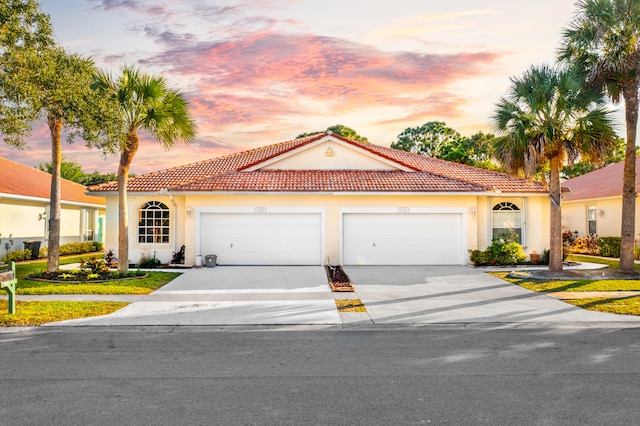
[0,301,129,326]
[335,299,367,312]
[564,296,640,316]
[490,271,640,292]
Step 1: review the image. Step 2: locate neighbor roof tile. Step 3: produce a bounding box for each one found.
[0,157,105,205]
[562,157,640,201]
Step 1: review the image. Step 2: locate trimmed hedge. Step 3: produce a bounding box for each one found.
[1,241,104,262]
[597,237,621,258]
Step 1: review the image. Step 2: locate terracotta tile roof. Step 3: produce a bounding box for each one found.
[174,170,489,192]
[562,157,640,201]
[0,157,105,206]
[89,133,546,194]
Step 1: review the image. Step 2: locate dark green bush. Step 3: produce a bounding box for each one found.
[597,237,621,258]
[469,233,527,266]
[137,252,161,268]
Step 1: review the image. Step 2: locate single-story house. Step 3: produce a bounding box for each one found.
[562,157,640,237]
[89,132,549,266]
[0,157,106,257]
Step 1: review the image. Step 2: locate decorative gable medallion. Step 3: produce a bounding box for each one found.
[245,135,412,171]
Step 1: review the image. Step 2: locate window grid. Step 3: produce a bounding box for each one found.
[138,201,170,244]
[492,202,522,243]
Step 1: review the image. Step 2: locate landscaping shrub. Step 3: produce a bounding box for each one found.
[59,242,101,256]
[79,255,109,273]
[572,234,599,255]
[104,249,117,268]
[137,252,161,268]
[1,249,32,262]
[469,233,527,266]
[598,237,621,258]
[540,249,550,265]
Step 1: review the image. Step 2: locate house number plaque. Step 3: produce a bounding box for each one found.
[398,207,410,213]
[254,207,267,213]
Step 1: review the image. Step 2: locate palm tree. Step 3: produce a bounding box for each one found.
[492,64,616,272]
[559,0,640,272]
[92,66,196,273]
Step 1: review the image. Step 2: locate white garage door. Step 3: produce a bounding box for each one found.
[343,213,464,265]
[200,213,322,265]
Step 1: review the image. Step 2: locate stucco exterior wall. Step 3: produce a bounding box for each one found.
[0,197,104,257]
[563,196,640,238]
[105,192,550,265]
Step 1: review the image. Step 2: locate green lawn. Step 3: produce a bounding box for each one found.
[492,271,640,292]
[0,300,128,326]
[0,256,181,326]
[5,256,181,295]
[491,254,640,315]
[565,297,640,316]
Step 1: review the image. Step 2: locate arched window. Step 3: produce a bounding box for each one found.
[492,202,522,243]
[138,201,170,244]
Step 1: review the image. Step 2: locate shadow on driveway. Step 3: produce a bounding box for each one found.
[344,265,640,325]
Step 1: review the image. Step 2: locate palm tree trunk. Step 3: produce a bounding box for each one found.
[549,155,563,272]
[619,80,639,272]
[46,114,63,273]
[117,131,140,274]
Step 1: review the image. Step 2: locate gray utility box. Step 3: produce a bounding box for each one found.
[205,255,217,268]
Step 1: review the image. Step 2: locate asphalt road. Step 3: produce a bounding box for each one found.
[1,326,639,425]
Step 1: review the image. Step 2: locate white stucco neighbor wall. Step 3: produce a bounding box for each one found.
[563,196,640,238]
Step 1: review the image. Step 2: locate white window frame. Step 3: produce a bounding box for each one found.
[491,201,523,244]
[138,201,170,244]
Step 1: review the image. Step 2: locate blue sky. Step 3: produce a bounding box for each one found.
[2,0,595,174]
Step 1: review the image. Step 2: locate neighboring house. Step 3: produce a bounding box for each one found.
[0,157,106,258]
[89,132,549,266]
[562,157,640,238]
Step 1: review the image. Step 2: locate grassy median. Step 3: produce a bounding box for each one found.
[492,255,640,316]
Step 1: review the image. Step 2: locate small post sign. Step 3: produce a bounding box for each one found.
[0,261,17,314]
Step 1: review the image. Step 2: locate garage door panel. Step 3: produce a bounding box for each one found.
[343,213,463,265]
[200,213,321,265]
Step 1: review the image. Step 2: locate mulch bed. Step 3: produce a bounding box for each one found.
[325,265,355,292]
[26,271,148,283]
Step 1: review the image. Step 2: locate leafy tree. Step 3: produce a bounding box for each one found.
[0,2,116,272]
[492,65,616,272]
[559,0,640,271]
[92,65,196,273]
[37,158,86,184]
[36,158,119,185]
[82,171,118,186]
[391,121,463,157]
[440,131,503,171]
[297,124,369,142]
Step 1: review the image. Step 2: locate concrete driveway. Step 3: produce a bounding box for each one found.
[344,265,640,326]
[54,266,340,326]
[51,265,640,327]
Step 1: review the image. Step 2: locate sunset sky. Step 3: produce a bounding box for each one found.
[1,0,596,175]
